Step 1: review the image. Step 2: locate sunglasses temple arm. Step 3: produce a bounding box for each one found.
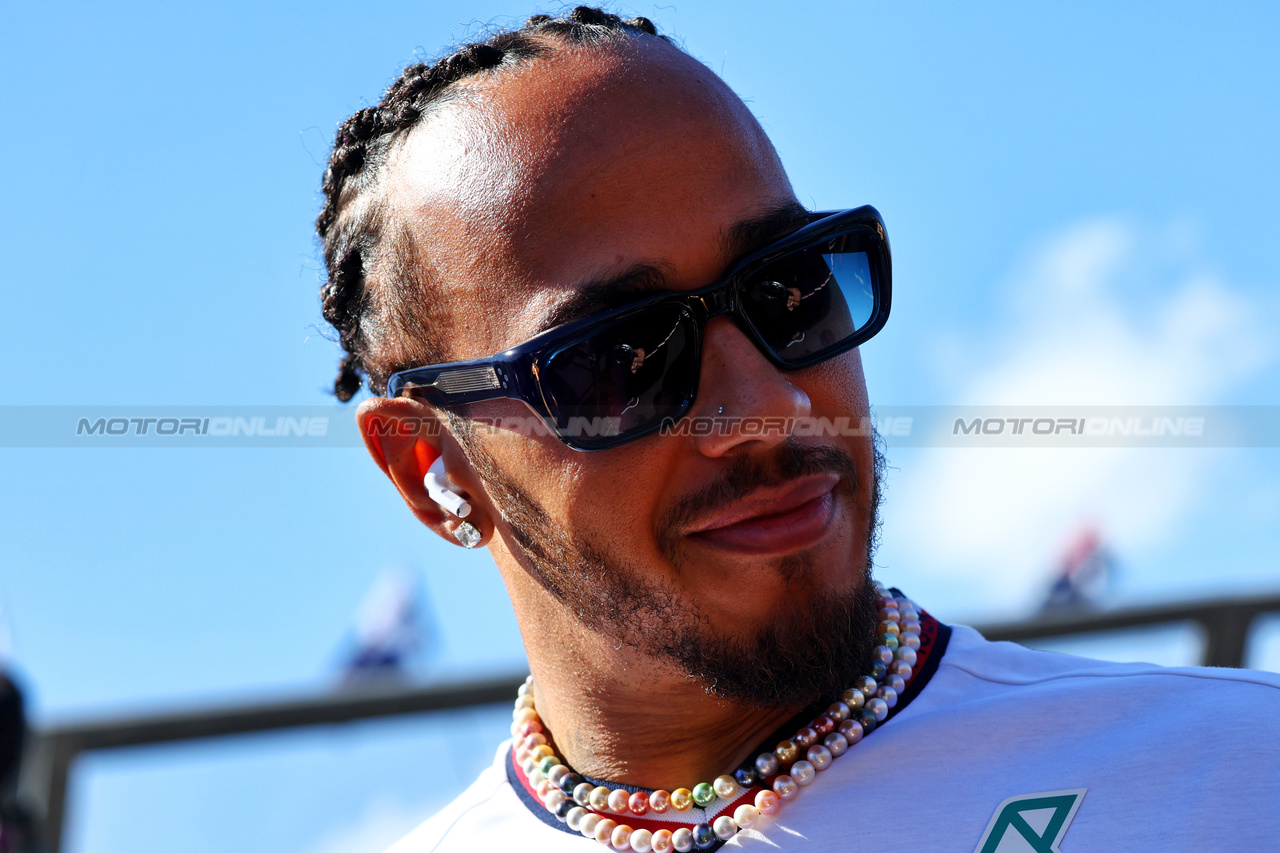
[385,360,524,406]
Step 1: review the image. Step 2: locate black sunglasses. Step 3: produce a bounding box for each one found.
[385,205,892,451]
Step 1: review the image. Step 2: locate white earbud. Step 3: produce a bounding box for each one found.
[424,455,471,519]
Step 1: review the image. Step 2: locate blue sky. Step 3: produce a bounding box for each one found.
[1,2,1278,851]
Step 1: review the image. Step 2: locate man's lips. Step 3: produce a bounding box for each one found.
[685,474,841,555]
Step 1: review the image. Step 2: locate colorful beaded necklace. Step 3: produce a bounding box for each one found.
[511,583,922,851]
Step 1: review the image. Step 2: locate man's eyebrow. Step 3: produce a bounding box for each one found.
[719,201,813,263]
[534,263,673,336]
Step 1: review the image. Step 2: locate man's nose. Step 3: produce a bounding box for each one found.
[687,316,812,457]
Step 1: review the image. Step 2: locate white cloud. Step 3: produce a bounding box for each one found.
[879,218,1276,616]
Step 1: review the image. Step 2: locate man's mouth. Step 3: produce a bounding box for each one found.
[684,474,840,555]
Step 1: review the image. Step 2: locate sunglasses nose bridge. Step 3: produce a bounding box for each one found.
[689,279,736,323]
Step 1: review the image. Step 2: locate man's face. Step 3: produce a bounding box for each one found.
[388,38,881,706]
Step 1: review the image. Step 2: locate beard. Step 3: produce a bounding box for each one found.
[457,420,886,710]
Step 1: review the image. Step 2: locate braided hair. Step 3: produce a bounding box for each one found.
[316,7,668,401]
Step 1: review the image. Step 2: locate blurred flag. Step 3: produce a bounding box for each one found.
[1042,525,1116,612]
[339,568,437,684]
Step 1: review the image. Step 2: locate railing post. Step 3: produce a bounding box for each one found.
[1199,604,1255,669]
[14,728,68,853]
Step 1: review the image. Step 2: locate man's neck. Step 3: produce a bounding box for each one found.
[496,540,828,787]
[527,636,807,788]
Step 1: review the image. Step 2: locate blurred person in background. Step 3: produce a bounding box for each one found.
[313,7,1280,851]
[0,672,36,853]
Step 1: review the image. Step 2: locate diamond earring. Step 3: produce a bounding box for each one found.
[451,521,482,548]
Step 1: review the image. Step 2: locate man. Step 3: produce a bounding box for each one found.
[315,8,1279,851]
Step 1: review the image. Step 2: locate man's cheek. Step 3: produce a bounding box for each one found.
[564,470,636,532]
[485,432,578,490]
[802,351,867,411]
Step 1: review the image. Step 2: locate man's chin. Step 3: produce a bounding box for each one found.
[668,574,882,709]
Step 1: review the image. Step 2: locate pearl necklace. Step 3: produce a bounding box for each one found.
[511,583,922,851]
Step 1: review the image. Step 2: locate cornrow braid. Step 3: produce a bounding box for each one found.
[316,7,668,401]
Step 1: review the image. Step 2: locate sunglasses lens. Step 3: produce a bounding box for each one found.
[540,303,698,445]
[740,235,878,364]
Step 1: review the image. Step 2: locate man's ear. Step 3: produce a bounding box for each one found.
[356,397,491,548]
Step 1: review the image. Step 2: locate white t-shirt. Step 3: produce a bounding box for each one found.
[388,618,1280,852]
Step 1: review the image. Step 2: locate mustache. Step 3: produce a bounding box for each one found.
[656,439,860,555]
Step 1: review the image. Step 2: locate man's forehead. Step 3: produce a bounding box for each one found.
[385,35,796,352]
[388,42,775,220]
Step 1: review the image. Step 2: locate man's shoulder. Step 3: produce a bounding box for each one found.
[851,623,1280,845]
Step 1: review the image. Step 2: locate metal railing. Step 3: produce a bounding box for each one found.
[14,592,1280,853]
[978,594,1280,668]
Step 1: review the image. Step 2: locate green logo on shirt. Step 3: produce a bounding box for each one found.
[974,789,1087,853]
